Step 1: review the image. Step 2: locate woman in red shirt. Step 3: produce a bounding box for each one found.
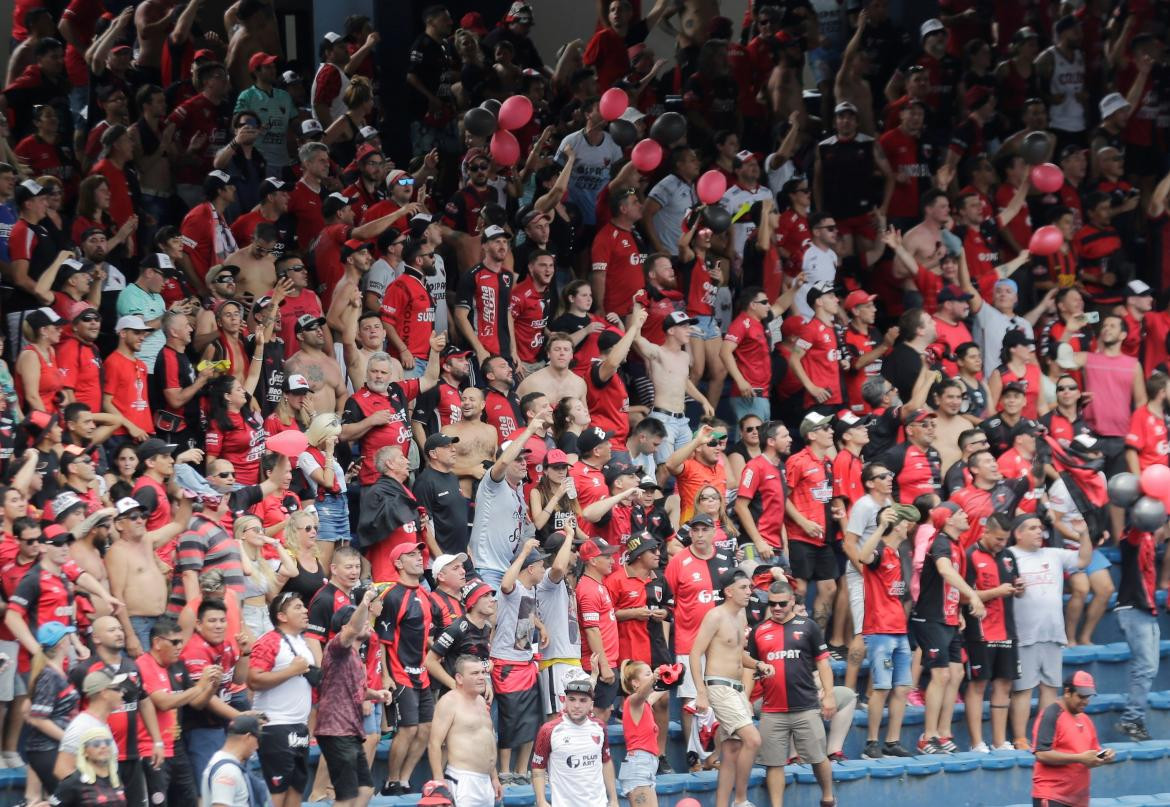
[205,375,265,485]
[988,330,1042,418]
[618,661,667,805]
[71,175,136,257]
[679,221,728,410]
[250,452,299,543]
[15,307,65,415]
[13,105,78,203]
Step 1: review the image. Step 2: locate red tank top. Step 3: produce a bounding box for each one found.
[996,362,1041,419]
[622,696,659,756]
[16,345,63,414]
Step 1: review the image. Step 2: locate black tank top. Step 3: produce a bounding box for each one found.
[280,558,326,602]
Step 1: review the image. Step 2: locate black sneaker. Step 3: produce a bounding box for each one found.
[1118,720,1153,742]
[920,738,947,755]
[882,742,914,757]
[827,644,847,662]
[380,781,404,797]
[658,755,674,774]
[861,740,882,759]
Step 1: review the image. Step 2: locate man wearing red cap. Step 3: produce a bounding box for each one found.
[790,283,846,411]
[234,51,296,174]
[342,145,386,222]
[1031,671,1114,807]
[842,290,894,413]
[734,420,790,561]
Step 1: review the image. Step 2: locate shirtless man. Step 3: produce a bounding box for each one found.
[691,569,766,807]
[325,239,375,338]
[135,0,185,74]
[515,333,586,407]
[933,379,970,473]
[70,508,118,620]
[228,223,280,303]
[443,388,499,498]
[428,655,501,807]
[637,310,715,464]
[105,497,170,657]
[285,314,347,415]
[903,188,952,271]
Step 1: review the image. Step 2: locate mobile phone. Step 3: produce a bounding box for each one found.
[1096,749,1108,759]
[1082,311,1100,324]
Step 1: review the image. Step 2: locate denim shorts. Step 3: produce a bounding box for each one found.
[865,633,912,690]
[618,749,657,796]
[362,701,383,736]
[315,494,351,542]
[693,315,721,341]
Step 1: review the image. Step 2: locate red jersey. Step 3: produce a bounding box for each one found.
[576,574,618,671]
[724,314,770,396]
[56,336,101,412]
[0,555,36,642]
[861,543,909,634]
[103,351,151,435]
[8,561,83,673]
[738,453,786,548]
[842,325,881,410]
[455,264,513,355]
[342,380,420,485]
[604,567,653,663]
[1032,702,1099,807]
[794,317,844,407]
[311,222,350,308]
[784,448,833,546]
[180,630,243,702]
[745,615,829,712]
[277,291,325,360]
[684,256,718,317]
[995,362,1041,419]
[590,223,646,317]
[641,288,685,346]
[663,546,735,654]
[206,411,265,485]
[90,159,133,228]
[586,360,629,452]
[483,388,522,443]
[996,449,1040,513]
[381,269,435,360]
[832,450,864,507]
[570,461,609,539]
[509,277,550,364]
[136,652,179,755]
[964,543,1017,643]
[288,179,326,251]
[994,182,1032,259]
[1125,405,1170,471]
[165,93,228,185]
[879,128,929,220]
[180,202,230,277]
[776,209,810,278]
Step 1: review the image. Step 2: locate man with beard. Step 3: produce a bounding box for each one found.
[456,226,519,372]
[224,222,279,303]
[442,154,495,237]
[382,239,437,380]
[481,355,525,443]
[362,168,420,234]
[341,334,445,488]
[413,344,470,438]
[638,254,686,347]
[510,250,555,375]
[152,310,216,447]
[180,170,239,279]
[285,314,347,416]
[517,332,587,410]
[344,311,397,392]
[232,177,292,250]
[49,259,101,322]
[443,387,501,499]
[428,654,501,807]
[341,145,386,222]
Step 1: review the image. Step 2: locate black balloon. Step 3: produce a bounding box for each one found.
[608,119,637,148]
[1107,472,1142,508]
[464,107,497,138]
[481,98,502,117]
[702,205,731,233]
[649,111,687,145]
[1132,496,1167,532]
[1022,131,1049,165]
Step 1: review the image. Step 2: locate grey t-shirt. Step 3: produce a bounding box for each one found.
[1009,545,1082,647]
[648,174,697,256]
[362,259,405,301]
[202,750,251,807]
[844,493,890,579]
[536,572,580,661]
[470,473,533,574]
[59,712,115,756]
[973,305,1033,376]
[491,578,537,662]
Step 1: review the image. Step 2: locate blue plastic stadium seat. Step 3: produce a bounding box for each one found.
[939,753,982,772]
[1101,742,1134,762]
[656,773,690,794]
[1150,691,1170,710]
[860,757,906,778]
[977,754,1017,770]
[901,756,944,776]
[1129,741,1170,761]
[1086,693,1127,714]
[1097,643,1133,663]
[502,791,536,807]
[1065,645,1101,665]
[830,763,868,782]
[1115,796,1170,807]
[686,770,719,792]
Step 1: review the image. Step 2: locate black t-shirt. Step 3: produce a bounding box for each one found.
[407,33,453,115]
[881,342,923,403]
[745,615,827,712]
[51,771,128,807]
[247,335,286,418]
[431,615,491,676]
[412,467,470,555]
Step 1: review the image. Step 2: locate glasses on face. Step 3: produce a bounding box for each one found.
[698,492,720,501]
[18,537,39,545]
[871,471,894,481]
[215,276,236,284]
[84,738,115,748]
[163,637,183,647]
[118,513,145,522]
[211,471,234,479]
[769,600,790,608]
[707,438,728,447]
[752,298,769,306]
[304,323,323,332]
[469,163,490,172]
[396,177,415,186]
[239,119,260,128]
[285,265,308,272]
[78,313,101,323]
[1057,385,1079,392]
[742,425,760,433]
[38,538,70,546]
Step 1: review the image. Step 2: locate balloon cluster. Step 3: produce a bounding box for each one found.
[462,96,535,166]
[1108,467,1170,531]
[626,111,689,174]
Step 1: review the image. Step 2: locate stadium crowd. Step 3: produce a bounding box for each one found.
[0,0,1166,805]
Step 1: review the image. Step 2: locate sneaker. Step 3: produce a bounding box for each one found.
[1118,720,1153,742]
[907,689,926,707]
[827,644,847,662]
[938,737,959,753]
[657,755,674,774]
[919,737,947,755]
[515,772,532,785]
[862,740,883,759]
[1013,738,1032,751]
[379,781,404,797]
[970,742,991,754]
[732,801,757,807]
[828,751,847,763]
[993,742,1015,752]
[882,742,913,758]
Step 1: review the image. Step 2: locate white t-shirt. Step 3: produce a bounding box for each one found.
[555,130,623,227]
[59,712,115,756]
[1009,545,1083,646]
[297,451,348,496]
[720,183,773,260]
[202,750,251,807]
[250,629,315,725]
[648,174,697,256]
[362,259,405,301]
[536,572,580,661]
[491,578,538,662]
[796,244,839,317]
[973,305,1033,372]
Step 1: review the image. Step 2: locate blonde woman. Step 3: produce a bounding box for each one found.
[618,661,667,807]
[690,484,738,555]
[53,726,124,806]
[297,412,349,567]
[236,514,297,636]
[280,510,328,601]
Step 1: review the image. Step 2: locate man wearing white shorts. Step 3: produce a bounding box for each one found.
[429,655,501,807]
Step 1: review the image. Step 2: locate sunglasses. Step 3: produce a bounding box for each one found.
[870,471,895,480]
[18,538,39,545]
[211,471,234,478]
[742,425,760,433]
[698,492,720,501]
[707,439,728,447]
[1057,385,1079,392]
[769,600,791,608]
[752,299,769,306]
[215,276,237,284]
[78,314,101,323]
[118,512,145,522]
[162,637,183,647]
[396,177,415,186]
[84,738,115,748]
[469,163,490,171]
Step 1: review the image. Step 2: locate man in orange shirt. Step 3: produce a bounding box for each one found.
[662,421,730,523]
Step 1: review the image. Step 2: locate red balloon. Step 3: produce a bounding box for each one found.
[267,430,308,458]
[630,138,663,173]
[490,130,521,166]
[697,169,728,205]
[599,87,627,122]
[497,95,533,131]
[1141,464,1170,500]
[677,800,701,807]
[1027,225,1063,257]
[1030,162,1064,194]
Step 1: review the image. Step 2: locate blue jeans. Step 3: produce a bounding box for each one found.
[730,395,771,439]
[477,567,505,592]
[184,727,226,784]
[129,615,159,651]
[647,409,693,463]
[864,634,912,690]
[1117,607,1161,723]
[315,492,351,542]
[404,357,428,379]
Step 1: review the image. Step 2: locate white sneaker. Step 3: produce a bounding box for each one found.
[993,742,1015,752]
[970,742,991,754]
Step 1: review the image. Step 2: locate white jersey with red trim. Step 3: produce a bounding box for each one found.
[531,713,611,806]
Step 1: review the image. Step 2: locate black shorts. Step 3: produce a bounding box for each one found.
[317,734,373,801]
[496,685,542,747]
[393,684,436,727]
[911,619,962,669]
[592,675,620,710]
[966,641,1020,682]
[789,541,839,582]
[258,723,310,794]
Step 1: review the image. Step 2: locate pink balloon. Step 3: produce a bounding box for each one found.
[697,169,728,205]
[1027,225,1063,257]
[497,95,533,131]
[1141,464,1170,500]
[677,800,701,807]
[490,130,521,166]
[630,138,663,173]
[599,87,627,122]
[1030,162,1064,194]
[267,430,308,458]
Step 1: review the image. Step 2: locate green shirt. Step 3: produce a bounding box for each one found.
[234,85,297,170]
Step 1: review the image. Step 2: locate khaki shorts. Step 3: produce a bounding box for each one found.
[758,709,827,766]
[706,683,755,741]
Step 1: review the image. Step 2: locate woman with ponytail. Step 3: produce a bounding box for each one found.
[618,660,668,807]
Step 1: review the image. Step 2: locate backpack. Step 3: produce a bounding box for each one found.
[207,755,270,807]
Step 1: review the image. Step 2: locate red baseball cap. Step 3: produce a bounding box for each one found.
[388,542,423,567]
[843,290,877,312]
[460,12,488,35]
[248,52,278,73]
[193,48,216,62]
[579,537,621,562]
[354,143,381,164]
[1069,670,1096,696]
